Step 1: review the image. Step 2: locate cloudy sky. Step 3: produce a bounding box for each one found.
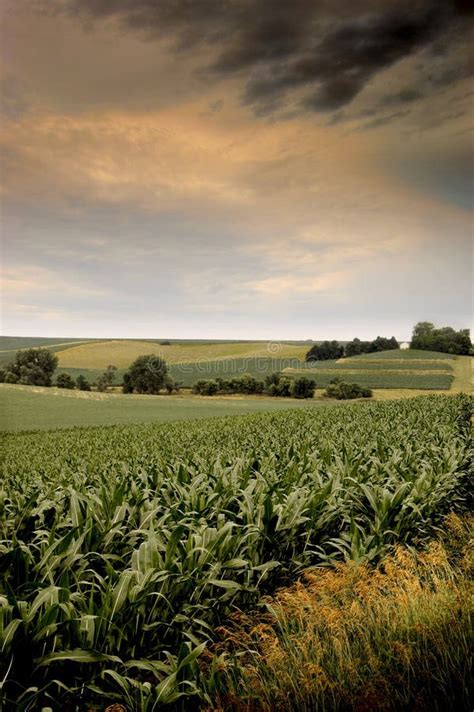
[1,0,472,340]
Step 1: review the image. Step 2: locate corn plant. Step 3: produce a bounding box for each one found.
[0,394,471,709]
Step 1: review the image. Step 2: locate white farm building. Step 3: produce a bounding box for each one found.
[400,342,410,350]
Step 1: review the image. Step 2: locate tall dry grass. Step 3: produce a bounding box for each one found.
[207,513,473,712]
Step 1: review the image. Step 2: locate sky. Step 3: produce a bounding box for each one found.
[1,0,473,341]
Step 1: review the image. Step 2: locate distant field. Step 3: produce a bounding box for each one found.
[285,369,453,390]
[346,349,456,360]
[1,337,469,392]
[286,349,458,390]
[0,384,331,432]
[54,339,309,368]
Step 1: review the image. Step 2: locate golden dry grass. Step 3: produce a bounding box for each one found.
[208,513,473,712]
[56,340,308,369]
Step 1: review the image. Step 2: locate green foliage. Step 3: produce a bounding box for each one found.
[193,374,264,396]
[56,373,75,389]
[75,375,91,391]
[411,322,471,355]
[306,340,344,361]
[96,364,117,392]
[2,348,58,386]
[263,372,292,396]
[1,396,471,709]
[345,336,399,357]
[290,376,316,399]
[324,377,373,399]
[123,355,168,394]
[164,375,180,394]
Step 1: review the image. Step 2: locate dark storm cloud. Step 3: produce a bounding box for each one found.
[39,0,473,115]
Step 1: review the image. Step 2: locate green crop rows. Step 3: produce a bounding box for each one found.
[1,395,471,710]
[289,368,454,389]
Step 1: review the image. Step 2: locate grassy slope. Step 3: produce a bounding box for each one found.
[0,384,330,432]
[55,339,308,368]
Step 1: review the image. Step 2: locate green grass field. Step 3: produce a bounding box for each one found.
[287,349,457,390]
[0,384,333,432]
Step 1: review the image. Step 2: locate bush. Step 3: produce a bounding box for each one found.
[3,348,58,386]
[56,373,75,389]
[96,365,117,392]
[193,379,219,396]
[290,376,316,399]
[228,374,264,394]
[193,375,264,396]
[264,372,292,397]
[324,378,372,400]
[164,375,180,394]
[123,355,168,394]
[160,341,171,346]
[76,375,91,391]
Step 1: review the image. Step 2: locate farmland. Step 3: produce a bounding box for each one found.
[1,394,471,710]
[1,336,464,391]
[0,384,330,433]
[54,339,309,369]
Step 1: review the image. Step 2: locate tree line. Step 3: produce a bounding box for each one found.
[305,322,472,361]
[306,336,399,362]
[192,372,316,399]
[410,322,471,355]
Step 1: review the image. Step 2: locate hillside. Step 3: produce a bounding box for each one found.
[1,337,470,392]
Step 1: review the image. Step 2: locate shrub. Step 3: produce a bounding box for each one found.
[290,376,316,399]
[76,375,91,391]
[96,364,117,392]
[324,378,372,399]
[3,348,58,386]
[264,372,292,397]
[56,373,75,389]
[164,375,180,394]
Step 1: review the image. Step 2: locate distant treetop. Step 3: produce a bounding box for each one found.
[410,322,471,355]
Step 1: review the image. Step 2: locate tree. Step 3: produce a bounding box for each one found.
[3,348,58,386]
[344,338,363,357]
[369,336,399,353]
[76,375,91,391]
[96,365,117,392]
[264,372,292,397]
[410,322,471,355]
[123,355,168,394]
[290,376,316,399]
[306,341,344,361]
[56,373,75,389]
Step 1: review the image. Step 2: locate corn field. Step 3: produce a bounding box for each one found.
[0,395,472,710]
